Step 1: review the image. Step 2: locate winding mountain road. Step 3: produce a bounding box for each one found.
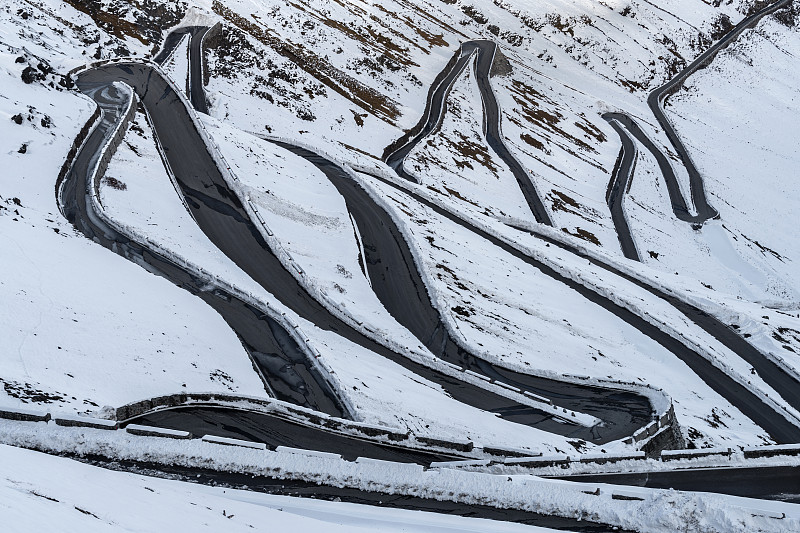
[60,78,348,418]
[71,46,650,443]
[53,7,800,519]
[646,0,792,223]
[602,0,794,255]
[71,15,800,450]
[384,40,553,226]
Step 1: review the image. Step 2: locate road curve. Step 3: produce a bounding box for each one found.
[383,45,473,183]
[605,112,712,225]
[360,169,800,444]
[642,0,793,224]
[133,407,461,463]
[180,25,800,442]
[602,114,641,261]
[269,141,653,444]
[59,81,348,417]
[384,40,553,226]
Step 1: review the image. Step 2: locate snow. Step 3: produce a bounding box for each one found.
[2,422,800,533]
[3,0,800,527]
[404,58,535,223]
[0,443,564,533]
[160,33,190,93]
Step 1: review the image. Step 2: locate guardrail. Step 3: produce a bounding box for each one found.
[3,404,799,479]
[16,410,788,533]
[115,393,416,448]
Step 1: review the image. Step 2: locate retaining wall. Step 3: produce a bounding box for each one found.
[1,404,796,478]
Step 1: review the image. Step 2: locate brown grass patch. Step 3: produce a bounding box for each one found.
[214,1,399,123]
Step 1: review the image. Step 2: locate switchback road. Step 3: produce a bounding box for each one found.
[76,60,635,440]
[384,40,552,225]
[602,0,794,250]
[59,81,348,416]
[272,141,652,444]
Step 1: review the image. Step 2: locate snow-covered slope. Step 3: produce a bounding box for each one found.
[0,443,566,533]
[2,0,800,528]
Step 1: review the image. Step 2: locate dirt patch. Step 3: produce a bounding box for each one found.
[102,176,127,191]
[561,226,601,246]
[214,1,400,123]
[63,0,187,47]
[548,189,601,223]
[519,132,548,153]
[206,23,325,122]
[506,79,603,172]
[1,378,65,404]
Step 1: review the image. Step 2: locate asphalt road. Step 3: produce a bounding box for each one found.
[646,0,793,224]
[557,465,800,503]
[78,454,630,532]
[362,170,800,444]
[62,79,348,417]
[473,40,554,226]
[273,141,653,444]
[152,25,210,113]
[602,114,640,261]
[384,40,553,226]
[52,9,800,518]
[384,44,474,183]
[131,407,461,463]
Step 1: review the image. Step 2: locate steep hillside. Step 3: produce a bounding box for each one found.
[1,0,800,527]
